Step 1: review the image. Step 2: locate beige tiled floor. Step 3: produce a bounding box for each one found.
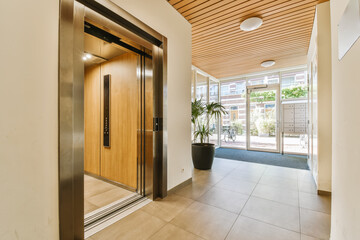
[84,175,134,214]
[88,158,331,240]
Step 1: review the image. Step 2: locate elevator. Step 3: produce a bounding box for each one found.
[83,19,153,220]
[58,0,167,238]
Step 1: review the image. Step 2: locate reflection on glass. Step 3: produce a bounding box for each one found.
[209,81,219,145]
[248,74,279,86]
[281,71,307,100]
[249,89,277,150]
[283,133,308,154]
[220,80,247,148]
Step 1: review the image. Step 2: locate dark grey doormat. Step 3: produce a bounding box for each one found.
[215,148,309,170]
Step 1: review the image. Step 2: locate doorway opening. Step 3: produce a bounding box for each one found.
[58,1,167,239]
[82,18,152,229]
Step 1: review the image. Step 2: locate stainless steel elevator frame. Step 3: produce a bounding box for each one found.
[59,0,167,239]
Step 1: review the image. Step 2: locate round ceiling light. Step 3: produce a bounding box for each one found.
[240,17,263,31]
[261,60,276,68]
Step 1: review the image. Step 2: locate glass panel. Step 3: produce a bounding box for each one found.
[248,74,279,86]
[194,73,208,143]
[209,80,219,145]
[220,80,246,148]
[249,89,277,150]
[196,73,208,102]
[283,133,308,154]
[281,71,307,100]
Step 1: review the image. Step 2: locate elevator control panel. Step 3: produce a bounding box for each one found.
[104,74,111,147]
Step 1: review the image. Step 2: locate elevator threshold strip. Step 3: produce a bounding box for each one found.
[85,194,151,238]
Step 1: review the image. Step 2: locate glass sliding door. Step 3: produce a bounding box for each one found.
[247,85,280,152]
[220,80,247,148]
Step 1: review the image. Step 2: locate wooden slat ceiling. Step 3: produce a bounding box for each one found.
[167,0,328,79]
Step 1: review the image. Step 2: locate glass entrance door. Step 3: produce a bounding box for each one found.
[247,85,280,152]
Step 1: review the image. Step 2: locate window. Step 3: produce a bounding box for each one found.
[248,74,279,86]
[281,71,307,100]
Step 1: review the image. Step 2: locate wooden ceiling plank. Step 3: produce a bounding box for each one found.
[173,0,197,9]
[192,0,316,33]
[192,14,314,46]
[168,0,183,6]
[193,40,310,61]
[177,0,210,13]
[192,23,313,53]
[192,8,314,40]
[192,35,312,58]
[185,0,249,19]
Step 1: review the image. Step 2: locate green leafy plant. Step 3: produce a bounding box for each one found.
[281,86,307,99]
[192,99,227,144]
[231,120,244,135]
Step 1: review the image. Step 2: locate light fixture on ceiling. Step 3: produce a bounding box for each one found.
[261,60,275,68]
[82,53,93,61]
[240,17,263,31]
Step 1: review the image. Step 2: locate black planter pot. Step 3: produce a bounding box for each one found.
[192,143,215,170]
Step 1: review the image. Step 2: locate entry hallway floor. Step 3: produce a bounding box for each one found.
[87,158,331,240]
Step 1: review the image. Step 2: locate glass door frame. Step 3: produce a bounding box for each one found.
[246,84,281,153]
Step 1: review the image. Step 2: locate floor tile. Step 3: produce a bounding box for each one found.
[171,201,237,240]
[298,170,315,183]
[192,170,225,186]
[264,166,299,180]
[226,168,263,183]
[149,223,204,240]
[215,176,257,195]
[241,196,300,232]
[301,234,320,240]
[84,200,99,214]
[87,187,133,207]
[259,175,298,191]
[299,192,331,214]
[252,183,299,207]
[300,208,331,240]
[174,182,212,200]
[141,194,193,222]
[91,210,166,240]
[226,216,300,240]
[236,162,267,176]
[198,187,249,213]
[210,160,239,176]
[298,180,318,194]
[84,177,117,199]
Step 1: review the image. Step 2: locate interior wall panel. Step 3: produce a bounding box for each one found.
[84,65,101,175]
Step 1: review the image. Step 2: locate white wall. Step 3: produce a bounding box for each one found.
[307,1,332,192]
[330,0,360,239]
[0,0,59,239]
[110,0,192,190]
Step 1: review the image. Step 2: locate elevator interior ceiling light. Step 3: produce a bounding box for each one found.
[240,17,263,31]
[261,60,276,68]
[83,53,93,61]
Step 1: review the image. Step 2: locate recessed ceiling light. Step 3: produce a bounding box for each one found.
[240,17,263,31]
[261,60,276,68]
[85,53,92,59]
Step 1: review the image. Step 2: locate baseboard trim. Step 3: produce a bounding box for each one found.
[167,178,192,195]
[318,190,332,196]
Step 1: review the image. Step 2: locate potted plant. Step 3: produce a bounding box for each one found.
[192,99,227,170]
